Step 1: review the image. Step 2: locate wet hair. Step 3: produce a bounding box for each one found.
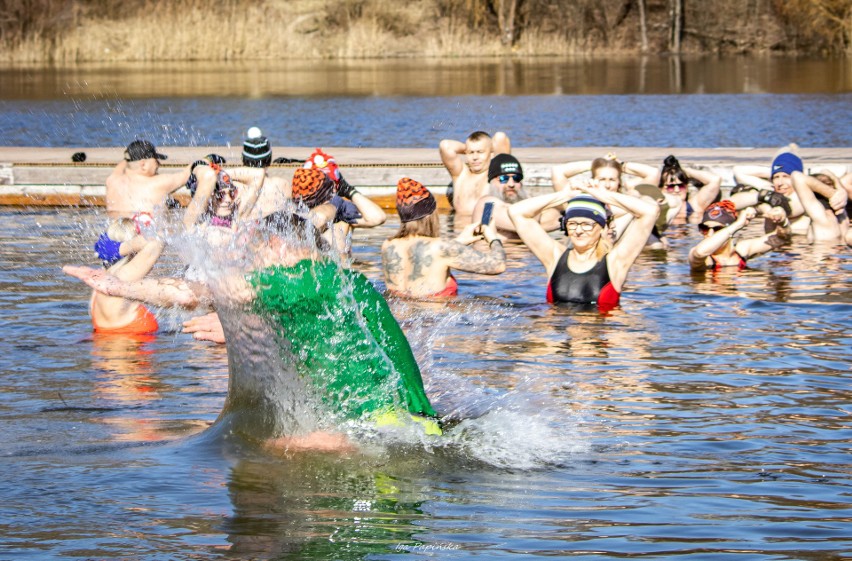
[659,155,689,188]
[390,211,440,240]
[467,131,491,143]
[104,218,137,270]
[590,157,623,188]
[263,211,330,252]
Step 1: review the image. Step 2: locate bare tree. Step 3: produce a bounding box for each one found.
[495,0,519,46]
[637,0,648,52]
[669,0,682,52]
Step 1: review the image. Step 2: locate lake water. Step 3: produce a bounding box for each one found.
[1,206,851,560]
[0,56,851,148]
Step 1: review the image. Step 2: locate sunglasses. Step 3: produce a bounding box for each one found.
[699,224,726,234]
[564,221,597,232]
[664,183,685,192]
[214,185,237,200]
[498,174,522,184]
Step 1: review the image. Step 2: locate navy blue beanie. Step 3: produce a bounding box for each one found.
[562,195,608,228]
[771,152,803,178]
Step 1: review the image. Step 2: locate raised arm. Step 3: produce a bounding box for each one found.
[733,165,772,189]
[579,185,659,289]
[734,209,792,260]
[346,190,387,227]
[688,208,756,269]
[550,161,592,191]
[790,171,846,237]
[684,166,722,214]
[439,139,467,178]
[508,190,575,273]
[183,164,215,228]
[492,131,511,155]
[149,164,192,200]
[622,161,660,184]
[113,239,165,282]
[228,166,267,221]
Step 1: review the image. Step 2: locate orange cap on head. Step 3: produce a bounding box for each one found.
[292,168,335,208]
[701,200,738,227]
[396,178,436,223]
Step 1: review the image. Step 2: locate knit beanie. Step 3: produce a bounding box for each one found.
[562,195,608,228]
[292,168,335,208]
[242,132,272,168]
[488,153,523,182]
[396,178,437,223]
[770,152,803,178]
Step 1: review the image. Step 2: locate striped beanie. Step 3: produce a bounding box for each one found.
[396,178,436,223]
[242,133,272,168]
[562,195,608,228]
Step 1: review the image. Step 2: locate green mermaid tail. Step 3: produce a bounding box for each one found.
[250,259,437,424]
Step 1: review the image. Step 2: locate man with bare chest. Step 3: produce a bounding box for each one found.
[105,140,190,220]
[439,131,511,216]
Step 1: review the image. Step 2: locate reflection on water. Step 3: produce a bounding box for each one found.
[0,208,850,559]
[0,56,851,149]
[1,57,850,99]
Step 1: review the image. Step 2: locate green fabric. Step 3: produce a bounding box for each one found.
[249,259,436,421]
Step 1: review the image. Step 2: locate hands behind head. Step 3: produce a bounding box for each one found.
[829,187,848,213]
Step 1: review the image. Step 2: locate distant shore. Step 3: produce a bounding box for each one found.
[1,146,849,208]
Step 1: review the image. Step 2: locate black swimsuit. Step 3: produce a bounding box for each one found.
[546,248,620,309]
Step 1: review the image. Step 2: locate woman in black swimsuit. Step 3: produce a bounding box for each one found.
[508,182,659,310]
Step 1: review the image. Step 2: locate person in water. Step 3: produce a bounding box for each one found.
[381,178,506,299]
[302,148,387,257]
[508,182,659,310]
[88,218,165,334]
[688,200,792,270]
[439,130,511,215]
[65,211,441,448]
[551,154,645,241]
[471,154,562,238]
[731,146,845,234]
[105,139,191,221]
[790,170,848,244]
[628,154,722,224]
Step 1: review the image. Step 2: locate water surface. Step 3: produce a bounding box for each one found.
[1,56,850,148]
[1,207,850,559]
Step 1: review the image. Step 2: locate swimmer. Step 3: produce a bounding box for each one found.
[439,131,511,215]
[790,170,848,244]
[88,218,165,334]
[239,127,298,219]
[105,139,191,220]
[688,200,791,270]
[508,182,659,310]
[65,210,441,449]
[551,154,646,240]
[303,148,387,258]
[730,146,845,233]
[551,153,648,194]
[627,154,722,224]
[471,154,561,238]
[381,178,506,299]
[183,160,266,230]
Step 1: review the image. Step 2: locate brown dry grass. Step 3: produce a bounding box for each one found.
[0,0,847,62]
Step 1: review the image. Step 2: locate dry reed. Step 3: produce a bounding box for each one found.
[0,0,847,62]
